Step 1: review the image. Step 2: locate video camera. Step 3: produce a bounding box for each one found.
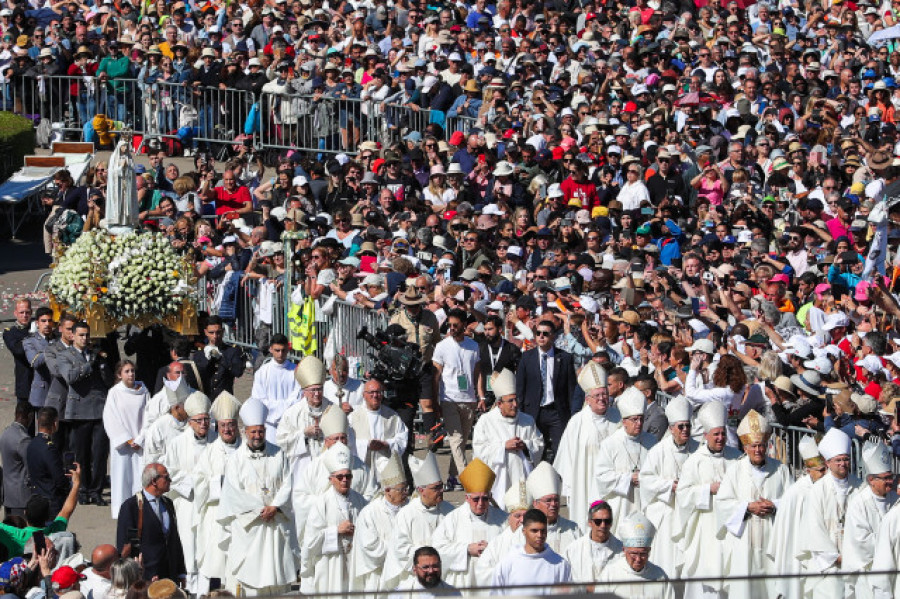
[356,325,424,383]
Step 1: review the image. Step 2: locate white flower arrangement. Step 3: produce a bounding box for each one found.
[49,230,194,322]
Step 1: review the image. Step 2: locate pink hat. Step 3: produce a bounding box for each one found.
[814,283,832,297]
[770,273,791,285]
[855,280,872,302]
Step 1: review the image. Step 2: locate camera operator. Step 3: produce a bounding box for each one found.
[389,286,442,445]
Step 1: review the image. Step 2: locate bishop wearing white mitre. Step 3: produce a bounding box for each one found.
[797,427,861,598]
[162,391,215,595]
[276,356,332,479]
[301,443,369,594]
[676,402,741,599]
[293,404,377,550]
[595,387,657,537]
[843,441,897,599]
[381,452,453,591]
[767,435,826,599]
[553,361,619,529]
[526,461,579,555]
[433,459,507,588]
[193,392,242,589]
[639,395,698,579]
[475,482,531,586]
[472,369,544,509]
[219,398,298,596]
[349,452,410,594]
[715,409,791,599]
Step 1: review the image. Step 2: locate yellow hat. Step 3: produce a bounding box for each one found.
[567,198,583,208]
[850,181,865,195]
[737,409,771,445]
[459,458,496,494]
[592,206,608,218]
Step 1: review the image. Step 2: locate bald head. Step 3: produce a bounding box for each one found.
[91,544,119,576]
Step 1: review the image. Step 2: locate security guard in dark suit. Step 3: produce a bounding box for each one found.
[3,299,34,402]
[25,407,70,515]
[191,316,245,398]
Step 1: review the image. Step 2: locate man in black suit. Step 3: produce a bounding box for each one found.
[3,299,33,402]
[190,316,245,398]
[25,407,69,514]
[478,315,521,406]
[116,463,186,582]
[515,320,576,462]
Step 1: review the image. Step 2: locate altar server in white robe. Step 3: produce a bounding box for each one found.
[715,409,792,599]
[492,508,572,592]
[597,512,674,599]
[475,481,531,586]
[301,443,369,594]
[163,391,216,595]
[843,442,897,599]
[472,369,544,508]
[767,435,827,599]
[595,387,657,537]
[639,396,698,579]
[292,405,377,548]
[526,461,579,554]
[194,392,242,588]
[145,363,192,426]
[554,362,619,530]
[382,452,453,591]
[870,480,900,599]
[250,334,299,440]
[219,399,298,596]
[142,387,189,465]
[325,354,364,413]
[432,459,507,588]
[564,499,623,584]
[103,360,149,519]
[348,378,408,483]
[797,427,862,598]
[350,452,410,594]
[276,356,332,479]
[676,402,743,599]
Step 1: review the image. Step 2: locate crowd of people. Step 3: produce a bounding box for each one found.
[8,0,900,596]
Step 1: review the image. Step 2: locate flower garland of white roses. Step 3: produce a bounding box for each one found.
[50,230,194,321]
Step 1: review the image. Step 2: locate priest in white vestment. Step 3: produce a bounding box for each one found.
[432,459,507,588]
[714,409,792,599]
[292,405,378,550]
[325,354,364,413]
[597,512,674,599]
[553,362,619,527]
[595,387,657,537]
[676,402,742,599]
[194,392,242,586]
[843,442,897,599]
[103,362,148,519]
[767,435,827,599]
[382,452,454,591]
[163,391,216,595]
[145,364,192,427]
[526,462,579,555]
[250,335,299,440]
[492,509,572,593]
[797,427,862,598]
[475,482,531,586]
[300,443,370,594]
[276,356,332,480]
[639,396,698,579]
[142,389,188,465]
[350,452,409,595]
[348,379,408,483]
[472,369,544,509]
[219,399,299,596]
[870,476,900,599]
[564,499,623,584]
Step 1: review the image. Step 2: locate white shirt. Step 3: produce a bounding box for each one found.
[537,348,555,407]
[433,336,480,403]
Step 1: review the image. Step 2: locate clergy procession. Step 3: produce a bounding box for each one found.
[12,336,889,599]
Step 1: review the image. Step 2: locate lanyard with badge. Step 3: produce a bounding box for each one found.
[486,340,504,393]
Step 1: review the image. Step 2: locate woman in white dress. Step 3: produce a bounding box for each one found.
[102,360,148,519]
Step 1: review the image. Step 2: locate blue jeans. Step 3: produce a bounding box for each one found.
[106,92,127,122]
[76,95,95,126]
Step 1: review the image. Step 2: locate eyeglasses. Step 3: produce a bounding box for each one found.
[154,474,172,482]
[673,423,691,430]
[464,237,478,242]
[468,495,490,503]
[591,518,613,525]
[190,417,211,423]
[331,473,353,480]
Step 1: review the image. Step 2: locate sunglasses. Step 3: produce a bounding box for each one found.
[535,330,553,337]
[591,518,613,525]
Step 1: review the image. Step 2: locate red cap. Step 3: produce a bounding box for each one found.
[51,567,86,589]
[552,146,565,160]
[585,12,598,20]
[623,101,638,113]
[449,131,465,146]
[450,25,462,33]
[770,274,791,285]
[442,210,458,221]
[503,129,516,139]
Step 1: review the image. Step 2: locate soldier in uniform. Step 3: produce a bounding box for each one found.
[191,316,245,398]
[3,299,33,402]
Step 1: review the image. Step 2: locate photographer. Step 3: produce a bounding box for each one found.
[56,322,114,506]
